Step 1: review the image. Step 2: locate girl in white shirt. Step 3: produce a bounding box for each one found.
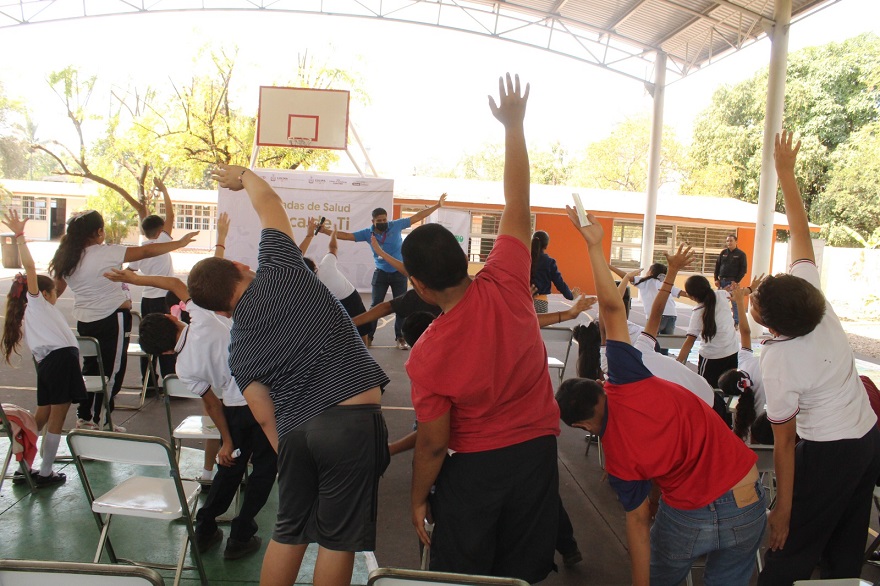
[49,209,197,430]
[1,211,85,486]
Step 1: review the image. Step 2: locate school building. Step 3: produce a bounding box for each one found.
[1,176,803,294]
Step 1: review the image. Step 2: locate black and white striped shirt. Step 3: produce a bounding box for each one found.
[229,229,389,439]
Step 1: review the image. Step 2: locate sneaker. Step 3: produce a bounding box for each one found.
[224,535,262,560]
[396,338,410,351]
[102,423,127,433]
[195,528,223,554]
[562,548,583,567]
[76,419,99,430]
[11,469,36,485]
[33,471,66,487]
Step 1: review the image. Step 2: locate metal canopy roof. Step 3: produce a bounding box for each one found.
[0,0,837,84]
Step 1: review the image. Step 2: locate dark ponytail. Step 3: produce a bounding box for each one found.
[2,274,56,364]
[574,321,602,380]
[719,368,756,441]
[685,275,716,342]
[634,263,667,286]
[530,231,550,282]
[49,210,104,279]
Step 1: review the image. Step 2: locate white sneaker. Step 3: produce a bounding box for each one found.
[103,423,127,433]
[396,338,410,351]
[76,419,99,430]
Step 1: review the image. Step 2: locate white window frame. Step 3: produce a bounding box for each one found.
[21,196,47,221]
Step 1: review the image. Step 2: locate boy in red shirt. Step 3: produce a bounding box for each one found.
[555,207,765,586]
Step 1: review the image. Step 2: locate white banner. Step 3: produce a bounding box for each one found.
[218,170,394,291]
[423,208,471,256]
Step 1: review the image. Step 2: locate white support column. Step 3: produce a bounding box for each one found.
[640,51,666,269]
[752,0,791,283]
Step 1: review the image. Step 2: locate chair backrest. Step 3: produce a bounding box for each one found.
[541,325,575,369]
[748,443,774,474]
[163,374,198,400]
[76,336,101,359]
[0,560,165,585]
[368,568,529,586]
[67,430,173,467]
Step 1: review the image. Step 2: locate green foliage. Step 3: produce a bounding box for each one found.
[445,141,574,185]
[87,187,138,244]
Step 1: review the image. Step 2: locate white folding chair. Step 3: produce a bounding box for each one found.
[77,336,115,430]
[116,311,155,411]
[66,430,207,586]
[541,325,576,385]
[0,403,37,493]
[162,374,221,463]
[368,567,529,586]
[0,559,165,585]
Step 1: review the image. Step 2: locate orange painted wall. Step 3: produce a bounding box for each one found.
[534,212,614,296]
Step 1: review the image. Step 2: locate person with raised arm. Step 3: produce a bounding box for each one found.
[188,164,389,586]
[555,206,765,586]
[401,75,560,583]
[754,131,880,585]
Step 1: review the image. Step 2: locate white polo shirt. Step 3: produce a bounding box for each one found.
[317,253,356,300]
[737,348,766,413]
[65,244,129,323]
[128,231,174,299]
[175,301,247,407]
[761,260,876,441]
[23,292,79,362]
[635,333,715,406]
[634,277,681,318]
[686,290,738,359]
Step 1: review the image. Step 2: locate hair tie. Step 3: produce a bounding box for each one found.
[169,301,187,319]
[10,273,27,298]
[737,372,752,392]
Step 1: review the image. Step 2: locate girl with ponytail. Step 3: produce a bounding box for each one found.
[50,208,198,431]
[530,230,575,313]
[676,273,739,388]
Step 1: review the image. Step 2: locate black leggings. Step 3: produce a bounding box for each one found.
[697,351,738,388]
[76,309,132,425]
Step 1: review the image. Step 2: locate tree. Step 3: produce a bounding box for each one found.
[0,84,55,180]
[572,115,685,192]
[686,33,880,217]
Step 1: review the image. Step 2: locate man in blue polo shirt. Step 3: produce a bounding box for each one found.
[328,193,447,348]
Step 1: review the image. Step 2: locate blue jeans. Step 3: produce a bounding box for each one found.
[651,481,767,586]
[369,269,408,340]
[719,279,739,325]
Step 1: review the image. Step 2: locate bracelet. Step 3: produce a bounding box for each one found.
[238,168,248,185]
[215,244,225,249]
[14,231,24,239]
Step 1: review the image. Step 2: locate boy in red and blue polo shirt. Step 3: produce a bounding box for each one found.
[555,207,766,586]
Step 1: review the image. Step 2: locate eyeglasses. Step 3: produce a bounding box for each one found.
[66,209,97,225]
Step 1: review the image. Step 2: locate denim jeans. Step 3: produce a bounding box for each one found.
[719,279,739,325]
[369,268,408,340]
[656,315,677,355]
[651,481,767,586]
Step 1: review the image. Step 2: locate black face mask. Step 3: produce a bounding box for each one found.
[374,222,389,232]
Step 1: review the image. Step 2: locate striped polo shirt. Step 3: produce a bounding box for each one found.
[228,229,389,439]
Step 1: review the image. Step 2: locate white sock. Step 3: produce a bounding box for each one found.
[39,433,61,477]
[201,468,215,480]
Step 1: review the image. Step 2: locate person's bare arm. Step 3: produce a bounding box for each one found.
[625,498,652,586]
[371,235,407,276]
[319,223,356,241]
[490,74,531,248]
[328,229,339,256]
[608,264,629,279]
[200,391,236,467]
[389,431,418,456]
[300,217,319,254]
[123,232,199,263]
[774,131,813,263]
[537,295,596,327]
[104,269,190,303]
[214,212,229,259]
[735,274,764,348]
[617,269,640,298]
[566,207,630,344]
[154,176,174,236]
[2,211,39,296]
[644,245,693,337]
[242,381,278,453]
[768,418,797,551]
[212,164,292,239]
[411,411,450,546]
[408,193,448,225]
[676,336,696,364]
[352,301,394,327]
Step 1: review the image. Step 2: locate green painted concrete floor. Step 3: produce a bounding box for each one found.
[0,440,369,585]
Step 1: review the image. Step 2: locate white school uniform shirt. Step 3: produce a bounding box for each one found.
[634,332,715,406]
[601,321,645,374]
[317,253,355,299]
[686,290,739,359]
[65,244,129,323]
[634,277,681,318]
[127,232,174,299]
[760,260,876,441]
[23,292,79,362]
[737,348,766,413]
[175,301,247,407]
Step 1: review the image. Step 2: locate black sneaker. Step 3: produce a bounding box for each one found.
[224,535,262,560]
[195,528,223,553]
[33,471,66,487]
[11,469,36,485]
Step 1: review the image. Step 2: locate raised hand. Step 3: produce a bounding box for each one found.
[571,294,597,314]
[1,209,27,235]
[663,243,695,273]
[774,130,801,175]
[748,273,766,293]
[624,269,642,282]
[488,73,530,128]
[179,231,199,246]
[370,234,383,255]
[103,268,140,285]
[217,212,230,241]
[152,176,168,194]
[306,217,319,235]
[211,164,248,191]
[565,205,604,246]
[438,193,448,207]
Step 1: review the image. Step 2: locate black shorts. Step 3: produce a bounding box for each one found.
[339,290,370,338]
[273,404,389,551]
[37,347,88,407]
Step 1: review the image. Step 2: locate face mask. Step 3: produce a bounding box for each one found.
[375,222,389,232]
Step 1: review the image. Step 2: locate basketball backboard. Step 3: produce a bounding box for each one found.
[257,86,350,150]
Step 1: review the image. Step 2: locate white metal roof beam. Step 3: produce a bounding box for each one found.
[710,0,771,24]
[653,0,744,37]
[607,0,650,31]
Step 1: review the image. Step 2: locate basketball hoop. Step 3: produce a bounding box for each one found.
[288,137,314,148]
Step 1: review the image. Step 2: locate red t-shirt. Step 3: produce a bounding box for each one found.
[406,235,560,453]
[603,341,756,510]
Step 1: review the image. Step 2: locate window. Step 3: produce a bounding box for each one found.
[158,203,216,231]
[21,196,47,221]
[610,220,736,274]
[467,212,535,263]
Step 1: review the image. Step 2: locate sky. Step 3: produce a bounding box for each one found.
[1,0,879,179]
